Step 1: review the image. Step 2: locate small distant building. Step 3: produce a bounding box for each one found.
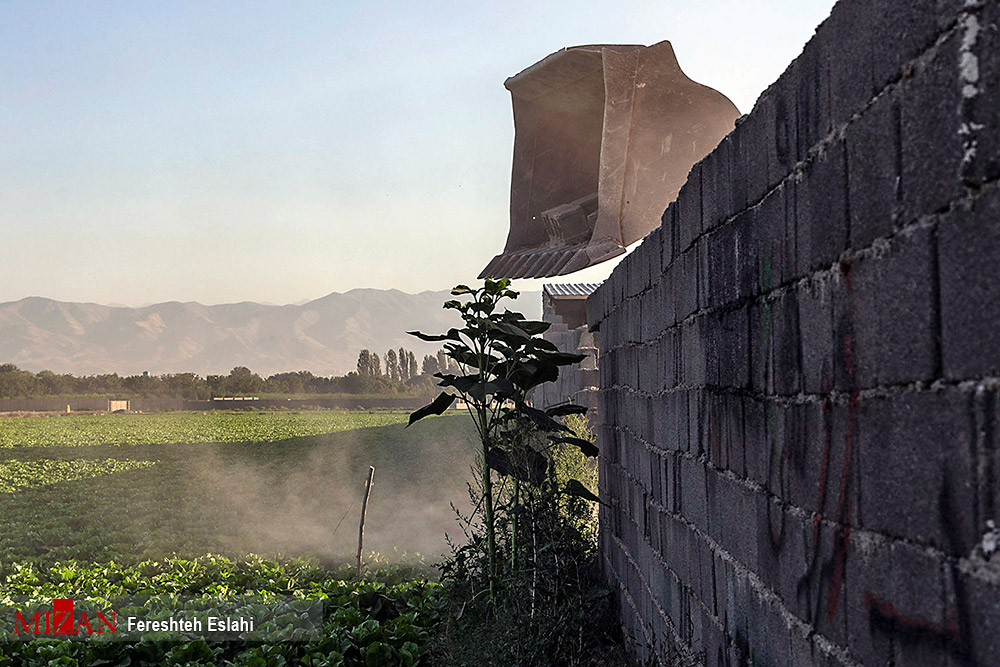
[108,399,130,412]
[536,283,600,412]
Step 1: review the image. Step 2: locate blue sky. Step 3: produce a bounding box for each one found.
[1,0,837,306]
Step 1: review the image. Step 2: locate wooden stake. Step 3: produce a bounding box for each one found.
[356,466,375,578]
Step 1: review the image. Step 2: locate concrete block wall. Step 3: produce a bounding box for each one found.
[587,1,1000,665]
[536,323,600,411]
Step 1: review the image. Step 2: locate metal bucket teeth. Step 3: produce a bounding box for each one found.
[535,250,569,277]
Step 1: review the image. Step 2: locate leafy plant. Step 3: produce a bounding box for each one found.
[429,409,631,666]
[0,556,445,666]
[407,279,599,600]
[0,459,155,493]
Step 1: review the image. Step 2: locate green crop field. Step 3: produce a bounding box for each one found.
[0,410,412,448]
[0,409,477,666]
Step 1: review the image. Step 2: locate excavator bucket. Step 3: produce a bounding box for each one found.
[480,41,740,279]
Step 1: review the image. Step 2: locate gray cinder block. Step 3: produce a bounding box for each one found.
[939,188,1000,379]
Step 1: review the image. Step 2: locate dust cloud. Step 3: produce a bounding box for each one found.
[173,417,479,565]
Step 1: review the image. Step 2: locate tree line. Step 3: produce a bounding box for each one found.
[356,348,459,379]
[0,346,454,399]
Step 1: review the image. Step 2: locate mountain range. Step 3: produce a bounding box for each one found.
[0,289,542,377]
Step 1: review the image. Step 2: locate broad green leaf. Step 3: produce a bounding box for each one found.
[485,447,547,484]
[520,404,570,433]
[548,436,598,457]
[526,338,558,352]
[489,377,518,398]
[518,320,551,335]
[545,351,588,366]
[565,479,603,504]
[484,278,512,294]
[468,302,496,315]
[435,373,480,394]
[545,404,588,417]
[406,328,461,342]
[466,378,517,401]
[508,360,559,391]
[492,322,531,340]
[445,347,483,368]
[406,392,456,426]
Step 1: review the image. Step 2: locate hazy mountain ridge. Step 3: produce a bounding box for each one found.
[0,289,542,376]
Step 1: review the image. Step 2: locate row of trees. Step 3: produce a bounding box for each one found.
[0,351,442,399]
[356,348,459,380]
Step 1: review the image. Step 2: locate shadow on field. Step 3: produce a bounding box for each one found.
[0,414,479,565]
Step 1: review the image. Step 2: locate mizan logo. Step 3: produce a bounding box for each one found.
[14,599,117,636]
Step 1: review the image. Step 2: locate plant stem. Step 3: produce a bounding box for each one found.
[480,403,497,601]
[530,498,537,619]
[511,477,519,574]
